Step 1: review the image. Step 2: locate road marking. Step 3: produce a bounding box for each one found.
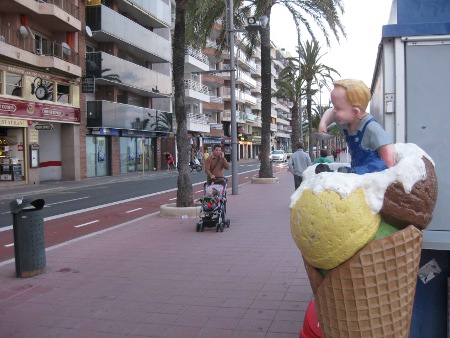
[195,190,203,193]
[244,177,248,179]
[169,197,176,201]
[0,168,261,233]
[4,243,13,248]
[125,208,142,214]
[46,196,90,206]
[74,220,99,228]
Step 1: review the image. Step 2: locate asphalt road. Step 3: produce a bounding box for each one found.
[0,161,288,262]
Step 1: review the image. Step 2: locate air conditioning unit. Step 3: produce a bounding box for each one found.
[36,48,42,55]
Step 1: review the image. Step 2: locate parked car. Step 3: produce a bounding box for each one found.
[270,150,287,162]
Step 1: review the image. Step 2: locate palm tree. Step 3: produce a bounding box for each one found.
[187,0,345,178]
[299,40,339,158]
[173,0,194,207]
[273,59,304,146]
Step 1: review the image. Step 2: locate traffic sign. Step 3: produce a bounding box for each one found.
[35,124,53,131]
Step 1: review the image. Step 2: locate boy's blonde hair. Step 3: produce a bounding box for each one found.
[333,79,371,111]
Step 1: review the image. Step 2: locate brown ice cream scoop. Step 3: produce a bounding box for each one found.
[380,157,437,230]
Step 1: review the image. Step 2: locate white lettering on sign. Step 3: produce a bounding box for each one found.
[42,108,63,117]
[0,103,16,112]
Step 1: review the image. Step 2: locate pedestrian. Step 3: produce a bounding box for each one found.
[203,149,209,163]
[164,151,174,170]
[332,148,338,161]
[288,141,312,190]
[205,144,230,184]
[318,79,396,174]
[196,148,203,165]
[314,149,332,164]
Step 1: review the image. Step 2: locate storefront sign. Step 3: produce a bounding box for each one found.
[82,76,95,93]
[0,98,80,123]
[35,124,53,131]
[90,128,120,135]
[203,137,223,144]
[0,117,28,127]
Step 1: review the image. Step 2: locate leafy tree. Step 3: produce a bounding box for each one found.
[299,40,339,158]
[185,0,345,178]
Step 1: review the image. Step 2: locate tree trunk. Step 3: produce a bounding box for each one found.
[306,82,314,159]
[291,101,300,146]
[259,8,273,178]
[173,0,194,207]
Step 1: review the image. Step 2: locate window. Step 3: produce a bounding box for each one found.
[6,73,22,96]
[35,33,49,55]
[56,83,70,103]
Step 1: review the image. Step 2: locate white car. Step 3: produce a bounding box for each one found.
[270,150,287,162]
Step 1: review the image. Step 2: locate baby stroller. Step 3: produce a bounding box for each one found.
[196,177,230,232]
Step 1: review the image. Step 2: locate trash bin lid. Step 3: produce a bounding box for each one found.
[9,198,45,214]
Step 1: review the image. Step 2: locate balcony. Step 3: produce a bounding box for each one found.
[87,100,173,132]
[187,113,210,133]
[243,92,257,105]
[222,110,246,123]
[86,5,171,63]
[221,65,256,88]
[246,112,257,123]
[0,25,80,77]
[202,73,224,88]
[113,0,171,28]
[251,81,261,94]
[185,47,210,73]
[2,0,81,32]
[86,52,171,97]
[203,96,224,112]
[253,98,261,110]
[184,79,210,103]
[270,123,278,131]
[277,117,290,126]
[202,41,223,63]
[252,64,261,77]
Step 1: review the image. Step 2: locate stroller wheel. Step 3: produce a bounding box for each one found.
[200,224,204,232]
[220,223,224,232]
[196,165,202,172]
[196,222,201,232]
[226,219,230,228]
[215,223,220,232]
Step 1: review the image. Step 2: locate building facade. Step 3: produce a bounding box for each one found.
[85,0,172,177]
[0,0,83,187]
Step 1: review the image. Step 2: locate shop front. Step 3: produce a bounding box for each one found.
[0,95,80,186]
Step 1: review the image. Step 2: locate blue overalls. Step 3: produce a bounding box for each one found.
[343,118,388,175]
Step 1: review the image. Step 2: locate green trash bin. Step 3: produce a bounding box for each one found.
[9,198,46,278]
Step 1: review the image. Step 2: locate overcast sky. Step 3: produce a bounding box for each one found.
[270,0,393,105]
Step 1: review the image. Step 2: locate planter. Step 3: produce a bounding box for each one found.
[160,203,201,218]
[251,177,279,184]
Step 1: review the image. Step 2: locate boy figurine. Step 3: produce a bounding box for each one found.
[318,79,396,174]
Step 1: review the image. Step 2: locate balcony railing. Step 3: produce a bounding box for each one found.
[86,52,171,95]
[0,24,79,66]
[45,0,79,19]
[185,47,209,65]
[222,110,246,123]
[87,100,172,132]
[209,96,223,103]
[184,79,209,95]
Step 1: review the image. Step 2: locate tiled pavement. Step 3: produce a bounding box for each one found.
[0,169,314,338]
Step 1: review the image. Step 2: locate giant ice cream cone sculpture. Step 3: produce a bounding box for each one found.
[290,143,437,338]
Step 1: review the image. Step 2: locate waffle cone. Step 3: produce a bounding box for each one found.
[304,225,422,338]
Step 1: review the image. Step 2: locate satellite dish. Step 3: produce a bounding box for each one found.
[86,26,93,37]
[19,26,29,36]
[61,42,71,55]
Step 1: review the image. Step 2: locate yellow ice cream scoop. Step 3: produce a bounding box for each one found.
[290,188,380,269]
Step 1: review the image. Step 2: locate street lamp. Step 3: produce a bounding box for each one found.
[227,0,267,195]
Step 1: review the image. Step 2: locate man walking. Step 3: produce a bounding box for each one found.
[288,141,312,190]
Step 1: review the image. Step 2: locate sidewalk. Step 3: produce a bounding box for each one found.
[0,169,313,338]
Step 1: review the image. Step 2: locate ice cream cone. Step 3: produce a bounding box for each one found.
[304,225,422,338]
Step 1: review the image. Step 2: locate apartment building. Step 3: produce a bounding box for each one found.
[271,45,292,151]
[85,0,172,177]
[0,0,83,187]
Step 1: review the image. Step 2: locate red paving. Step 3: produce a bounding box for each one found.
[0,167,313,337]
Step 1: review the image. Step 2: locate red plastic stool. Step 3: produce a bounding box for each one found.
[299,301,323,338]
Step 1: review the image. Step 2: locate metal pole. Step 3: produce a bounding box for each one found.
[229,0,238,194]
